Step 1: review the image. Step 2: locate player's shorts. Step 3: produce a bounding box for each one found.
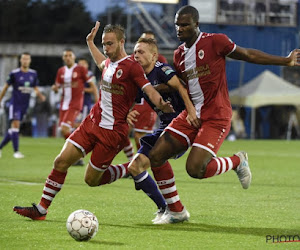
[67,116,127,171]
[132,102,157,133]
[138,128,186,159]
[9,104,27,121]
[165,110,231,157]
[59,108,80,129]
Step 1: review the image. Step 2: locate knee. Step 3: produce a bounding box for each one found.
[186,160,207,179]
[53,155,70,172]
[149,150,162,168]
[84,176,99,187]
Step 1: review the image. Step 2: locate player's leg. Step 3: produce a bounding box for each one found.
[148,131,190,224]
[186,120,251,189]
[10,119,24,158]
[13,117,93,220]
[84,126,128,187]
[122,135,134,161]
[13,141,83,220]
[128,153,167,222]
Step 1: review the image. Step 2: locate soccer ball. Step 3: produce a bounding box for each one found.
[66,209,99,241]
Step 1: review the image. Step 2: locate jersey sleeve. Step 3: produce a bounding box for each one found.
[55,68,63,85]
[33,72,39,87]
[159,64,177,84]
[6,72,15,85]
[213,33,236,57]
[130,62,150,90]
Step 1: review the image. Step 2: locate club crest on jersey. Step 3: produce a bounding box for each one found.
[73,72,78,78]
[198,49,204,60]
[116,69,123,79]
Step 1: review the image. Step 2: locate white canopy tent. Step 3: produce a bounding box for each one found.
[229,70,300,138]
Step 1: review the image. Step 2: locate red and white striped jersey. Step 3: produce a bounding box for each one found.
[55,64,90,111]
[89,56,150,135]
[173,32,236,121]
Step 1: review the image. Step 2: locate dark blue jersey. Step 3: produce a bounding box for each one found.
[7,68,39,110]
[143,61,185,128]
[83,71,94,107]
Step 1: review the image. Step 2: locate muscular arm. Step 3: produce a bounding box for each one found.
[228,46,300,66]
[0,83,9,107]
[86,21,106,71]
[34,86,46,102]
[86,79,99,102]
[143,84,174,113]
[167,75,200,128]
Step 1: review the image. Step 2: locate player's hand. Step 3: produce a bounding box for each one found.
[86,21,100,43]
[186,108,201,128]
[51,84,59,93]
[287,49,300,66]
[39,94,46,102]
[158,97,174,113]
[127,110,140,126]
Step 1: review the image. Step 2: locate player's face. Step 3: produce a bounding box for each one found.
[175,13,198,43]
[102,32,122,62]
[134,43,155,70]
[78,60,89,69]
[62,51,76,67]
[20,54,31,69]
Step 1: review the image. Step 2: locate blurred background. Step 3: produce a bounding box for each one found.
[0,0,300,140]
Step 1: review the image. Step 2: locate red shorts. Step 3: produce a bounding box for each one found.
[67,116,127,171]
[59,108,80,128]
[132,101,157,133]
[165,110,231,156]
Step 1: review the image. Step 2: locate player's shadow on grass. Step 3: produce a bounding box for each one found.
[88,240,125,246]
[105,223,298,237]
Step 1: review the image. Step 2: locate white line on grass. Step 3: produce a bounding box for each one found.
[0,179,42,185]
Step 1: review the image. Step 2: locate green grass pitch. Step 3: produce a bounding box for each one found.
[0,137,299,249]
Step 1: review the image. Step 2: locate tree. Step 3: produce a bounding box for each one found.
[0,0,94,44]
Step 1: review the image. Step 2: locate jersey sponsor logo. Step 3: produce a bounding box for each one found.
[116,69,123,79]
[101,80,124,95]
[72,72,78,78]
[198,49,204,60]
[183,64,211,80]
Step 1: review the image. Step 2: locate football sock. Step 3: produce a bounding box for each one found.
[99,162,130,185]
[0,129,12,149]
[133,171,166,210]
[204,155,240,178]
[123,137,134,161]
[11,128,19,152]
[39,168,67,211]
[151,161,184,213]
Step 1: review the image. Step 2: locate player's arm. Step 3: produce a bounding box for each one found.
[142,84,174,113]
[34,86,46,102]
[86,78,99,102]
[86,21,106,71]
[153,83,176,93]
[51,82,60,93]
[228,46,300,66]
[167,75,200,128]
[0,83,9,108]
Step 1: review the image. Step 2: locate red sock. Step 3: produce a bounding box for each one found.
[151,161,184,213]
[39,169,67,210]
[204,155,240,178]
[99,162,130,185]
[123,137,134,161]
